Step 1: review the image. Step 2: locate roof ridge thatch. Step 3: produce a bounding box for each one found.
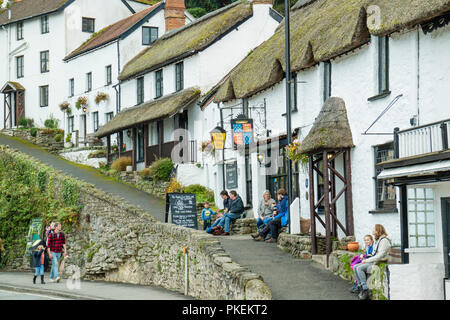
[118,0,253,81]
[298,97,354,155]
[96,87,201,138]
[214,0,450,103]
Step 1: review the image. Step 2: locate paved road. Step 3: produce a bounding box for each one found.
[0,288,67,300]
[0,272,191,300]
[219,235,358,300]
[0,134,166,221]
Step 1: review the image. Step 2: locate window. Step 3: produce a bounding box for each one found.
[323,61,331,102]
[40,51,49,73]
[374,143,396,210]
[16,56,24,78]
[69,78,74,97]
[105,112,114,123]
[142,26,158,45]
[16,22,24,40]
[39,85,49,107]
[68,116,74,133]
[86,72,92,92]
[41,15,49,34]
[175,62,184,92]
[82,17,95,33]
[155,70,163,98]
[408,187,435,248]
[105,65,112,85]
[290,73,298,112]
[378,36,389,94]
[136,77,144,104]
[93,111,99,132]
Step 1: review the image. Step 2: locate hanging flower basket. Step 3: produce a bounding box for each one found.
[285,140,309,169]
[95,92,109,105]
[200,141,215,157]
[59,101,70,112]
[75,96,88,110]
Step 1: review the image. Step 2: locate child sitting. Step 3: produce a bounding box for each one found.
[32,245,46,284]
[350,234,374,293]
[201,202,217,231]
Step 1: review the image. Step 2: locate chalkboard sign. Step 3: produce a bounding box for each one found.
[226,162,238,189]
[166,193,198,229]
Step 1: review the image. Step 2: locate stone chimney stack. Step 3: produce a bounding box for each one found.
[165,0,186,32]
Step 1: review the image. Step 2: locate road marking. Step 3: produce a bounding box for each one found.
[0,289,66,300]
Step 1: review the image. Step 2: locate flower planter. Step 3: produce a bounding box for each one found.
[300,218,311,234]
[64,142,73,149]
[347,242,359,252]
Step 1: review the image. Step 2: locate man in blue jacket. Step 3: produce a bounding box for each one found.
[252,188,289,243]
[218,190,244,236]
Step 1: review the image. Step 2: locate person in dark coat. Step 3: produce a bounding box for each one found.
[217,190,244,236]
[32,245,47,284]
[207,190,231,234]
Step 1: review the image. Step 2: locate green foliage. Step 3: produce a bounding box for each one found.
[44,115,59,129]
[273,0,299,15]
[148,158,174,181]
[87,150,106,159]
[65,133,72,143]
[0,149,81,266]
[338,253,354,281]
[183,184,214,204]
[54,133,63,142]
[18,117,28,127]
[187,7,207,18]
[30,127,38,137]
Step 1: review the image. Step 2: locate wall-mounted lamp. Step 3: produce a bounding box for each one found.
[257,153,264,167]
[82,106,87,113]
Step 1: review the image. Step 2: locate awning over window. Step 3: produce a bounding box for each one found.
[96,87,200,138]
[377,159,450,180]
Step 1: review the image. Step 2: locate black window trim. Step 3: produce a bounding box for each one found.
[16,55,24,79]
[136,77,144,105]
[16,21,24,40]
[155,69,163,98]
[323,61,331,102]
[142,26,158,45]
[175,61,184,92]
[86,72,92,92]
[40,50,49,73]
[82,17,95,33]
[40,15,49,34]
[105,65,112,86]
[39,85,49,108]
[93,111,99,132]
[69,78,74,97]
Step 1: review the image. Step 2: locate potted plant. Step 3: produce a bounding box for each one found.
[95,92,109,105]
[64,133,73,149]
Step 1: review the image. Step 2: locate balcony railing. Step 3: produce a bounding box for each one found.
[394,119,450,159]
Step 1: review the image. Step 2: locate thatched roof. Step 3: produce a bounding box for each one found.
[298,97,354,155]
[118,0,253,81]
[96,87,200,138]
[64,3,163,61]
[0,0,74,26]
[215,0,450,102]
[1,81,25,93]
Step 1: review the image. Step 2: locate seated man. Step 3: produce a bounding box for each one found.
[216,190,244,236]
[207,190,231,234]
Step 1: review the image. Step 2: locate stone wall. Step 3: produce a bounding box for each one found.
[277,233,327,258]
[0,146,271,300]
[59,148,107,168]
[1,128,64,154]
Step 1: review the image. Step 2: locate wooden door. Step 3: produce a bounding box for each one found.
[15,90,25,125]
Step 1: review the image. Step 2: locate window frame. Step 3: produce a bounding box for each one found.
[69,78,74,97]
[40,50,49,73]
[290,73,298,112]
[40,15,49,34]
[39,85,49,108]
[16,22,24,40]
[105,112,114,123]
[105,65,112,86]
[378,35,389,94]
[82,17,95,33]
[93,111,99,132]
[373,142,397,211]
[407,187,436,248]
[68,116,74,133]
[142,26,158,45]
[86,72,92,92]
[136,77,144,105]
[16,55,24,78]
[155,69,163,98]
[175,61,184,92]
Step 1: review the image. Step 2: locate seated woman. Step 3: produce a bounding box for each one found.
[256,190,276,232]
[350,234,374,293]
[252,188,289,243]
[353,224,391,300]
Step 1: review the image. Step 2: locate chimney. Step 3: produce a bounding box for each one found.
[164,0,185,32]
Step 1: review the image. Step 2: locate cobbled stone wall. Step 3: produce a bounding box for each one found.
[0,146,271,300]
[1,129,63,154]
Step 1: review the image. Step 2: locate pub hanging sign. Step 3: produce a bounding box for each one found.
[231,114,254,149]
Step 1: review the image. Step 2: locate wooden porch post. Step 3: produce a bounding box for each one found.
[331,158,337,238]
[309,155,317,254]
[119,131,124,157]
[322,151,332,267]
[132,127,137,171]
[144,123,149,167]
[344,149,354,236]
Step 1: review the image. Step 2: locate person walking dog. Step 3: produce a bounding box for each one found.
[47,222,67,283]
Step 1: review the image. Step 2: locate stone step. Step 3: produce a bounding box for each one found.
[312,254,327,268]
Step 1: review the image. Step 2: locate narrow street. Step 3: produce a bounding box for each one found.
[0,134,356,300]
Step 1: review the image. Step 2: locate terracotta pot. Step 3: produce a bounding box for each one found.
[341,244,348,250]
[300,218,311,234]
[347,242,359,252]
